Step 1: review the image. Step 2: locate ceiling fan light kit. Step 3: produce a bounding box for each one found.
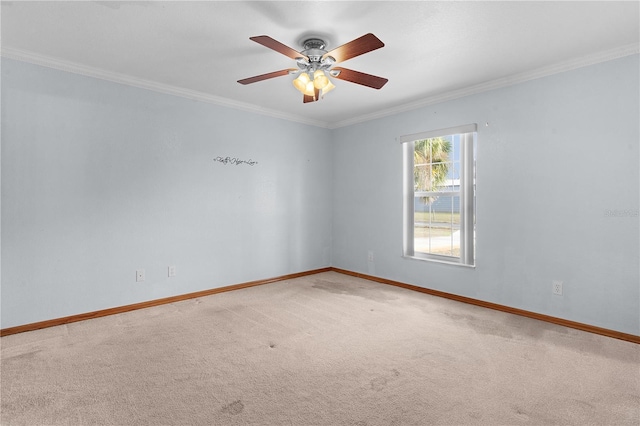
[238,33,388,103]
[291,67,334,99]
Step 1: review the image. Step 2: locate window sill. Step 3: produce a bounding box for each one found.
[402,254,476,268]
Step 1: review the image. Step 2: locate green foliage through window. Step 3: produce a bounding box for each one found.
[413,137,451,203]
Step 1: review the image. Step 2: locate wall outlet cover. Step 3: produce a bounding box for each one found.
[552,280,563,296]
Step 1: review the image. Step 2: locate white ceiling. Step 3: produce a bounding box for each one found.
[1,1,638,128]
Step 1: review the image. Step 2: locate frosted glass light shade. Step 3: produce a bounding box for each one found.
[303,81,315,96]
[313,70,329,90]
[293,73,311,93]
[322,80,336,95]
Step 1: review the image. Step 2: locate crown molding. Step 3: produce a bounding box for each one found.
[0,47,331,129]
[2,43,637,130]
[329,42,640,129]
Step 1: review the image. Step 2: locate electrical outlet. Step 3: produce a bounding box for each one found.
[552,280,563,296]
[168,265,176,277]
[367,250,374,262]
[136,269,145,282]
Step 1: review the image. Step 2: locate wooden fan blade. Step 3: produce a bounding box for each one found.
[303,87,321,103]
[237,69,295,85]
[331,67,388,89]
[323,33,384,63]
[250,35,307,60]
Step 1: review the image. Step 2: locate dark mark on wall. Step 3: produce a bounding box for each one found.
[214,156,258,166]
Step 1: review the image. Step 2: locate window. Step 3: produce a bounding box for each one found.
[401,124,476,266]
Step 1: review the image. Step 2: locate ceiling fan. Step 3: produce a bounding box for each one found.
[237,33,388,103]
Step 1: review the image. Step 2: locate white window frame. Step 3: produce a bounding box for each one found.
[401,124,476,267]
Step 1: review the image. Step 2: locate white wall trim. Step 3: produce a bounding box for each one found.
[329,43,640,129]
[0,47,331,129]
[2,43,638,130]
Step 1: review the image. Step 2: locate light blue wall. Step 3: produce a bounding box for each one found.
[1,59,333,328]
[332,54,640,335]
[2,55,639,335]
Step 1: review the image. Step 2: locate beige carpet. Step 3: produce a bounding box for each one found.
[1,271,638,425]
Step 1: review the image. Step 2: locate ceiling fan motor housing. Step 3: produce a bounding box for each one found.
[302,38,325,49]
[299,38,336,74]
